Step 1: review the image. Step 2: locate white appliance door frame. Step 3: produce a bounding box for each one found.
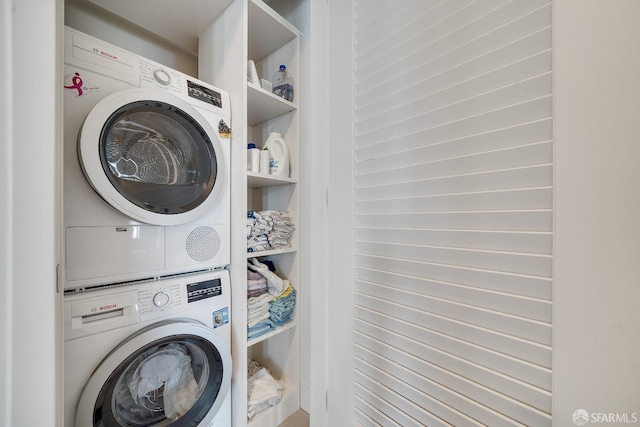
[75,319,231,427]
[79,88,227,226]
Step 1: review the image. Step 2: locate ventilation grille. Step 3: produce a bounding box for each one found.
[186,226,221,262]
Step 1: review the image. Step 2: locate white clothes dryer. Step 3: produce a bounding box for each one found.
[64,269,232,427]
[63,27,231,290]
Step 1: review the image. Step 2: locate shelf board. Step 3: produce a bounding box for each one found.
[247,247,298,258]
[248,83,297,125]
[248,0,301,62]
[83,0,234,55]
[247,319,297,347]
[248,172,297,188]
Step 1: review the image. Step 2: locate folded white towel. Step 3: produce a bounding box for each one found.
[248,302,271,318]
[248,293,273,307]
[247,311,271,328]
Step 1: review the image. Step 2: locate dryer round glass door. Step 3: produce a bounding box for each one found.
[79,88,227,226]
[75,320,231,427]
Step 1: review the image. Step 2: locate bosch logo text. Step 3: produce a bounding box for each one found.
[100,304,117,311]
[92,47,117,60]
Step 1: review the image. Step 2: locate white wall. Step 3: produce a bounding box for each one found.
[554,0,640,423]
[269,0,329,421]
[325,0,354,426]
[0,1,62,426]
[64,0,198,76]
[305,2,329,424]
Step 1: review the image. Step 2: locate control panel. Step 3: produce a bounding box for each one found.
[137,276,223,316]
[139,58,183,94]
[64,271,229,338]
[138,282,183,315]
[187,278,222,303]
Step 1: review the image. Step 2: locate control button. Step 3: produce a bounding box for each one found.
[153,69,171,85]
[153,292,170,307]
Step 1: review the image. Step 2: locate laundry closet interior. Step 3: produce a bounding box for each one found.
[63,0,316,426]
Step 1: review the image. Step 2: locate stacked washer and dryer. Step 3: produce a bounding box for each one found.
[62,27,233,427]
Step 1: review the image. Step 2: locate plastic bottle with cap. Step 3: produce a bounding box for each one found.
[247,143,260,172]
[272,65,294,102]
[259,147,270,174]
[264,130,289,177]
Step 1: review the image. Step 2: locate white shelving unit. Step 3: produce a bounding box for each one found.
[200,1,305,426]
[244,3,302,426]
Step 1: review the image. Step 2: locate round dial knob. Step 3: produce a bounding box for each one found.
[153,69,171,86]
[153,291,170,307]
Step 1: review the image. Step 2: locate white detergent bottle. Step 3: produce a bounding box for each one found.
[264,130,289,177]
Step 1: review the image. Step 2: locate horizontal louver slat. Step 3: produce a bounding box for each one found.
[355,241,552,276]
[356,368,481,426]
[355,320,552,413]
[355,280,551,344]
[355,339,552,426]
[356,96,552,149]
[356,73,552,137]
[356,306,552,390]
[355,119,552,173]
[355,98,552,157]
[354,267,552,321]
[356,143,552,189]
[355,165,553,202]
[356,49,552,125]
[356,360,521,427]
[354,254,552,299]
[355,210,553,231]
[354,227,552,254]
[356,28,552,116]
[356,0,475,59]
[355,293,552,368]
[356,188,553,216]
[356,2,551,84]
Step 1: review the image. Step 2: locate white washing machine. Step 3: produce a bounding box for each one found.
[64,269,232,427]
[63,27,231,290]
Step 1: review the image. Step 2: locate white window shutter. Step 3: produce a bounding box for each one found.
[353,1,553,425]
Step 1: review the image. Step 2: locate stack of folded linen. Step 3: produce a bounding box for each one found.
[246,210,295,252]
[247,269,268,299]
[246,260,296,341]
[247,359,284,420]
[269,284,296,326]
[247,269,273,340]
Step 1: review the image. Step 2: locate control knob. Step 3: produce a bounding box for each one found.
[153,69,171,86]
[153,291,170,307]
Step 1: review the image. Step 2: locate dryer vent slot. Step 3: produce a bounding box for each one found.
[81,308,124,324]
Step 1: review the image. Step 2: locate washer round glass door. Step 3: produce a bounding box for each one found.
[75,320,231,427]
[79,88,227,226]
